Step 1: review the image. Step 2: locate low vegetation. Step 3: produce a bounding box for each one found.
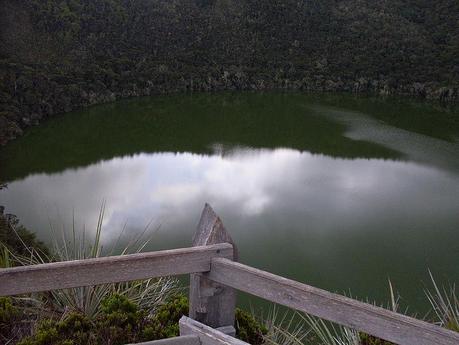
[425,271,459,332]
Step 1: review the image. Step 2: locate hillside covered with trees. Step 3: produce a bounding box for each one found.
[0,0,458,145]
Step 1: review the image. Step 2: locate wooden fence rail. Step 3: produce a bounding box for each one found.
[1,204,458,345]
[208,258,459,345]
[0,243,233,296]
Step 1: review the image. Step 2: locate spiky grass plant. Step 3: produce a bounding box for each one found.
[299,313,359,345]
[298,280,401,345]
[0,244,12,268]
[425,271,459,332]
[257,305,310,345]
[7,203,179,319]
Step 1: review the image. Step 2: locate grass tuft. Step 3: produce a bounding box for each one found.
[425,271,459,332]
[257,306,310,345]
[4,203,179,320]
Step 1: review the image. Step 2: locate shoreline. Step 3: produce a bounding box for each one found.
[1,78,457,147]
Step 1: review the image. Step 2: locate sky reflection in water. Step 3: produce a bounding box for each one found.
[1,148,458,311]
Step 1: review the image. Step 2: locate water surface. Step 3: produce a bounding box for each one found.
[1,92,458,314]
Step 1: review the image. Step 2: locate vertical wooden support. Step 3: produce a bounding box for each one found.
[189,204,237,328]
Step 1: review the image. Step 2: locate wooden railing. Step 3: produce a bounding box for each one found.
[1,204,458,345]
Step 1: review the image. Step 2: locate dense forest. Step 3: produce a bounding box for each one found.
[0,0,458,145]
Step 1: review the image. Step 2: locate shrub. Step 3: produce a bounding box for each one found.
[17,315,94,345]
[0,296,25,344]
[235,308,267,345]
[17,320,60,345]
[142,295,189,340]
[17,295,147,345]
[97,294,147,345]
[58,313,93,343]
[16,294,271,345]
[0,296,18,323]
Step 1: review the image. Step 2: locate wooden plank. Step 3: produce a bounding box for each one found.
[208,258,459,345]
[216,325,236,337]
[126,335,200,345]
[179,316,249,345]
[0,243,233,296]
[189,204,237,328]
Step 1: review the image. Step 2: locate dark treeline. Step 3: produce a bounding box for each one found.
[0,0,458,145]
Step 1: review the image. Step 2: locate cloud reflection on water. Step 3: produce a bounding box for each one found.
[1,148,458,246]
[1,147,459,311]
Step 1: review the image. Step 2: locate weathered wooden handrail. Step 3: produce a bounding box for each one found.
[0,243,233,296]
[207,257,459,345]
[1,204,458,345]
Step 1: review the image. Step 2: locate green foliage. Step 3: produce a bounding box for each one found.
[101,294,139,316]
[143,295,189,340]
[17,295,147,345]
[0,297,22,344]
[235,308,267,345]
[0,296,19,324]
[0,244,12,268]
[17,316,91,345]
[58,313,93,342]
[15,294,272,345]
[97,295,147,345]
[143,296,268,344]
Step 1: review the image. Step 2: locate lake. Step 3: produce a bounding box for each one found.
[0,92,458,315]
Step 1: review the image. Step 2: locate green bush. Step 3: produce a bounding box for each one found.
[142,295,189,340]
[0,296,18,323]
[97,294,147,345]
[235,308,267,345]
[17,316,92,345]
[0,296,23,343]
[15,294,269,345]
[58,313,93,343]
[16,294,187,345]
[17,295,148,345]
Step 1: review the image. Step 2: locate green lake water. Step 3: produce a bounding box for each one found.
[0,92,458,315]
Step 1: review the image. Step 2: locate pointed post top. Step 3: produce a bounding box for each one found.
[189,203,237,327]
[192,204,237,259]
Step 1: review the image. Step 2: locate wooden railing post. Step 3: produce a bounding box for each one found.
[189,204,237,328]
